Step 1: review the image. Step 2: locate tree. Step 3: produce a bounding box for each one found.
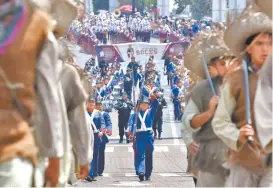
[92,0,109,13]
[136,0,157,10]
[136,0,157,15]
[190,0,212,20]
[174,0,192,14]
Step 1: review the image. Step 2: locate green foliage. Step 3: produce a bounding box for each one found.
[190,0,212,19]
[174,0,212,19]
[136,0,157,9]
[136,0,157,14]
[92,0,109,13]
[174,0,192,14]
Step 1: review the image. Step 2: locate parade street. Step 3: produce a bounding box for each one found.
[70,38,194,187]
[73,84,194,187]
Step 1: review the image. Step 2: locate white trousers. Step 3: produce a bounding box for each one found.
[0,157,33,187]
[225,164,272,187]
[57,152,71,187]
[196,170,226,187]
[68,153,78,185]
[35,157,48,187]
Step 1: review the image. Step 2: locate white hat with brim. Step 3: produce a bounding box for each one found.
[32,0,77,38]
[224,4,272,57]
[184,30,233,79]
[255,0,272,19]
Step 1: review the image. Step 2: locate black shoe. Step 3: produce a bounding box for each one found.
[145,177,151,181]
[136,171,139,175]
[139,174,144,181]
[91,176,97,181]
[119,138,123,143]
[158,133,162,140]
[154,132,157,140]
[126,139,130,144]
[98,174,103,176]
[85,176,93,182]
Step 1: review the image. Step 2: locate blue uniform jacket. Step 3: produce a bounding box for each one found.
[172,85,180,99]
[101,111,112,130]
[124,74,133,90]
[103,84,112,96]
[120,70,124,78]
[107,76,115,91]
[136,72,144,84]
[128,98,159,133]
[101,111,112,144]
[167,62,175,73]
[96,88,106,98]
[88,111,106,131]
[141,86,150,98]
[173,75,179,86]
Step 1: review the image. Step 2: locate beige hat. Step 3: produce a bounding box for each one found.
[184,30,233,78]
[213,22,225,30]
[57,39,76,61]
[31,0,77,38]
[254,0,272,19]
[224,4,272,57]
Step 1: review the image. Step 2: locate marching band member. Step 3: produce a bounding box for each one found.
[124,68,133,99]
[128,91,160,181]
[136,65,145,89]
[102,76,111,96]
[95,80,106,99]
[127,56,141,86]
[141,79,155,98]
[164,54,173,85]
[152,88,167,140]
[95,99,112,176]
[114,92,134,143]
[171,79,183,121]
[86,97,106,182]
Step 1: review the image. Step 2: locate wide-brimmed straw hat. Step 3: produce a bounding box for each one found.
[31,0,77,38]
[184,30,233,79]
[57,39,76,61]
[224,3,272,57]
[255,0,272,19]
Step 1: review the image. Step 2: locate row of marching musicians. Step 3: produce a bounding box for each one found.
[181,1,272,187]
[82,54,168,182]
[163,55,192,122]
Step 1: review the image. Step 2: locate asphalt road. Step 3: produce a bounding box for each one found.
[71,38,194,187]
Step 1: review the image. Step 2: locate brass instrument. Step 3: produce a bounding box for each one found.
[113,9,121,18]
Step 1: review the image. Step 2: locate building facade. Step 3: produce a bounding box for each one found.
[212,0,246,22]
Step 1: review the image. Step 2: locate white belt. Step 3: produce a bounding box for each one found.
[136,127,153,132]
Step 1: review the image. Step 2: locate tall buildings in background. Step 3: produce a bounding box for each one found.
[157,0,170,17]
[212,0,246,22]
[85,0,93,13]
